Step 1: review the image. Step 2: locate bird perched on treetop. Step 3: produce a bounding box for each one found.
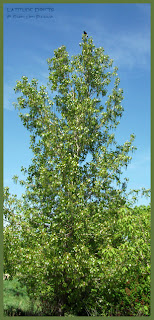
[83,31,88,36]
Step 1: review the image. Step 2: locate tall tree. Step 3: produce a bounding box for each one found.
[14,33,135,219]
[3,33,150,316]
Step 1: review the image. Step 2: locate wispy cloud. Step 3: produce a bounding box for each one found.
[28,53,48,67]
[135,3,151,16]
[4,83,16,111]
[128,152,151,170]
[86,19,150,70]
[107,32,150,70]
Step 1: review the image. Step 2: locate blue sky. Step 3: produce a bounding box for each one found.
[4,3,151,206]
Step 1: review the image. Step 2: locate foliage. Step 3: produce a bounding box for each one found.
[3,33,151,316]
[3,278,42,316]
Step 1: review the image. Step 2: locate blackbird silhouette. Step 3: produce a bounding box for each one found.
[83,31,88,36]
